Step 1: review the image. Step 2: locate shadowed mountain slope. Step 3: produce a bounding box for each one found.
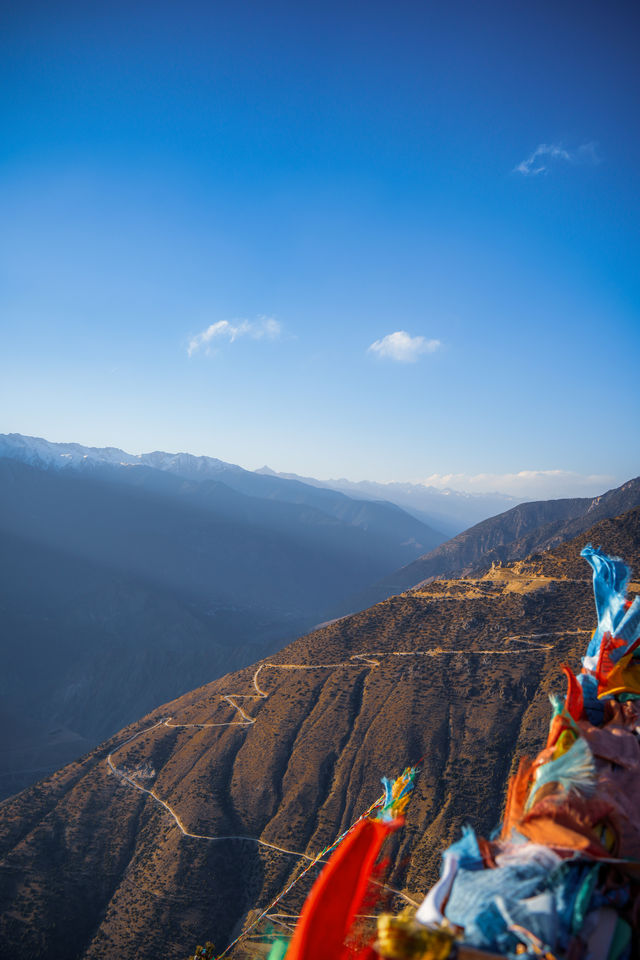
[0,434,445,552]
[3,432,507,539]
[354,476,640,609]
[1,507,638,959]
[0,455,442,798]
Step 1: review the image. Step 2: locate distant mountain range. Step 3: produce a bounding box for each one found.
[0,434,445,796]
[256,466,521,535]
[2,504,638,960]
[1,433,517,535]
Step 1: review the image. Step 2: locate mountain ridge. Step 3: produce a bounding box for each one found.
[353,475,640,609]
[0,433,444,539]
[2,505,639,960]
[255,465,522,534]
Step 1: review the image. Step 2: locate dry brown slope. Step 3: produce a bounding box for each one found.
[1,507,639,960]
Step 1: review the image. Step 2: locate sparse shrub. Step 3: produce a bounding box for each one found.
[180,941,216,960]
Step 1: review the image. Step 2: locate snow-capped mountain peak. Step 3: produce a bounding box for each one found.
[0,433,138,470]
[0,433,246,479]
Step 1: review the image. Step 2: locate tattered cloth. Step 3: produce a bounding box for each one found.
[411,546,640,959]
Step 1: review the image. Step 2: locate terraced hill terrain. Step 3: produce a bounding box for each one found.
[1,508,639,960]
[355,476,640,608]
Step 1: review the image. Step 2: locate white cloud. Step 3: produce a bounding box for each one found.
[420,469,615,499]
[576,141,601,164]
[368,331,441,363]
[514,141,600,176]
[188,316,281,356]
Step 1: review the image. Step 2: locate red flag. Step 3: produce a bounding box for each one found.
[286,818,398,960]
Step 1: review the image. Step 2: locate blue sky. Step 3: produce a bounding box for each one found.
[2,0,638,497]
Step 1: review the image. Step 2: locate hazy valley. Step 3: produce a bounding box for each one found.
[0,435,446,797]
